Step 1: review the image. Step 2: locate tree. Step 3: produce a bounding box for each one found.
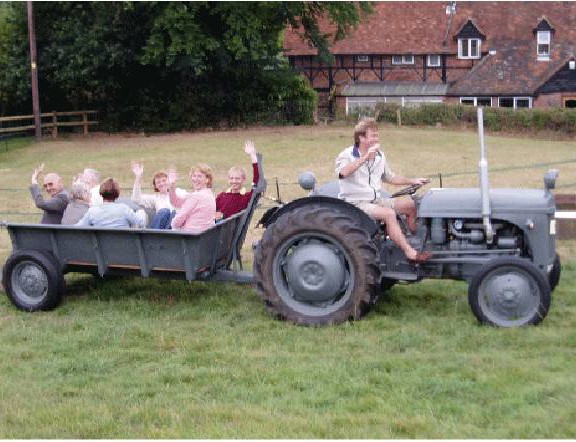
[0,1,371,130]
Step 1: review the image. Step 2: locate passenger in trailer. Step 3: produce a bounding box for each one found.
[75,178,146,228]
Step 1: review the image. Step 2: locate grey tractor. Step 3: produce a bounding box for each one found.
[253,109,560,327]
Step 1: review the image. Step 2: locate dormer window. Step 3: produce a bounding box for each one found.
[537,32,550,60]
[459,39,481,59]
[454,19,485,60]
[533,18,554,61]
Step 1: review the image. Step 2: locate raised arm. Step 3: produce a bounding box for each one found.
[131,161,144,203]
[168,168,186,208]
[245,140,259,185]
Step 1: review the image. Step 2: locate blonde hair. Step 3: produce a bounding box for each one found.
[353,117,378,145]
[189,163,213,188]
[228,166,246,179]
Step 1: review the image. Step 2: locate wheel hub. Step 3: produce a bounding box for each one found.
[285,243,346,303]
[13,263,48,300]
[485,273,531,311]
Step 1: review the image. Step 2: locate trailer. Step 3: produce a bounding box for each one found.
[1,156,266,311]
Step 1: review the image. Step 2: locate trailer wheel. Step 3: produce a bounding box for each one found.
[549,253,561,292]
[468,257,551,327]
[2,250,63,311]
[254,206,381,326]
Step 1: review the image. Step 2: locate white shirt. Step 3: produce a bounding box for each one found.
[335,144,396,202]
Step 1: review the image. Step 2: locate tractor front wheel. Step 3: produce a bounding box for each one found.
[468,257,551,327]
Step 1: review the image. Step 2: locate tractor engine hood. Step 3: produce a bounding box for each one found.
[418,188,556,218]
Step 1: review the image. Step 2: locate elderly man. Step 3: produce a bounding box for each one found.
[29,163,70,224]
[335,117,431,263]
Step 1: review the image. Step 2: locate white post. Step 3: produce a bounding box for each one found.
[477,107,494,243]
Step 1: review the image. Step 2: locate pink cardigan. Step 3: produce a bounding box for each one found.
[170,187,216,234]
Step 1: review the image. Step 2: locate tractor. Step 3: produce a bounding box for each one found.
[253,108,560,327]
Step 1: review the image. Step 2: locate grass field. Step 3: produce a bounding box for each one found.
[1,126,575,438]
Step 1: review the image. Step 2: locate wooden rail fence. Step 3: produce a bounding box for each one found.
[0,110,98,137]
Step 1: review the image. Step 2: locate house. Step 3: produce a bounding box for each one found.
[282,1,576,115]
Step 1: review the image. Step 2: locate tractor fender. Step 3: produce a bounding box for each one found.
[259,196,379,236]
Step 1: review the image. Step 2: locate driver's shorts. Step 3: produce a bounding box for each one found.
[349,197,395,216]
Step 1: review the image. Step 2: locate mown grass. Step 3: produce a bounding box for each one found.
[1,126,575,438]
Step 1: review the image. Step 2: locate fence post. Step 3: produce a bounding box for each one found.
[396,109,402,127]
[52,111,58,138]
[82,112,89,136]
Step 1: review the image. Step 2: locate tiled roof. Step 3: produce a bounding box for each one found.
[284,2,576,96]
[283,2,576,56]
[537,61,576,94]
[447,40,571,95]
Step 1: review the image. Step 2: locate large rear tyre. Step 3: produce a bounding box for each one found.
[468,257,551,327]
[2,250,64,311]
[549,253,561,292]
[254,206,381,326]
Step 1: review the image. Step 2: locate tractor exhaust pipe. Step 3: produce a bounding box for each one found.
[477,107,494,244]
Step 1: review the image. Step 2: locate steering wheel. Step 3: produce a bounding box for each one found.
[390,179,431,198]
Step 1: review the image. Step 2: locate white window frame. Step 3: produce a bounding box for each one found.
[537,31,551,61]
[356,55,369,63]
[427,55,441,67]
[392,55,415,65]
[458,38,481,59]
[498,97,533,109]
[460,97,492,107]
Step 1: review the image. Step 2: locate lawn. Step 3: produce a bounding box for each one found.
[0,125,575,438]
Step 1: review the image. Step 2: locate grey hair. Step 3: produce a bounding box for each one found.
[70,182,90,201]
[83,168,100,184]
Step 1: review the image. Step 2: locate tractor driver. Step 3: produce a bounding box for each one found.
[335,117,431,263]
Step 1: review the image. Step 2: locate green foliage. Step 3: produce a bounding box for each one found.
[0,1,365,129]
[374,103,576,134]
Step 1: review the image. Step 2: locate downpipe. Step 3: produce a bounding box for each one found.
[477,107,494,244]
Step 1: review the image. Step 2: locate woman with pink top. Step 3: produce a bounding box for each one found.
[168,163,216,234]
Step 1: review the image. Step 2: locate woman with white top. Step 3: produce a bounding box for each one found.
[131,162,187,228]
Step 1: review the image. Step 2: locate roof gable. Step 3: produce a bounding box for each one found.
[537,60,576,94]
[533,17,555,35]
[454,19,486,40]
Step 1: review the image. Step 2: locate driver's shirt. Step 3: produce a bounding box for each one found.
[335,144,396,202]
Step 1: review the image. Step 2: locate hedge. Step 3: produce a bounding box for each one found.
[355,103,576,134]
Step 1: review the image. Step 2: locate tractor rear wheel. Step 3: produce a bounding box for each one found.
[254,206,381,326]
[468,257,551,327]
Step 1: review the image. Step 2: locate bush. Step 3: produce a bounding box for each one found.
[371,103,576,134]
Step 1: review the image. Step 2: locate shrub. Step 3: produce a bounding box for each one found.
[369,102,576,134]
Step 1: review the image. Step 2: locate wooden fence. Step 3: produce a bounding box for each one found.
[0,110,98,137]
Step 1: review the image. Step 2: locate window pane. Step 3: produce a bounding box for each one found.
[461,98,475,106]
[538,44,550,55]
[392,55,402,64]
[515,98,531,108]
[461,39,469,57]
[537,31,550,44]
[428,55,440,66]
[477,98,492,107]
[404,55,414,64]
[470,39,479,57]
[499,97,514,107]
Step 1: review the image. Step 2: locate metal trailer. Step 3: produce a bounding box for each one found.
[1,156,266,312]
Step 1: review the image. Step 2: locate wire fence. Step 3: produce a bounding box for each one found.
[1,157,574,218]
